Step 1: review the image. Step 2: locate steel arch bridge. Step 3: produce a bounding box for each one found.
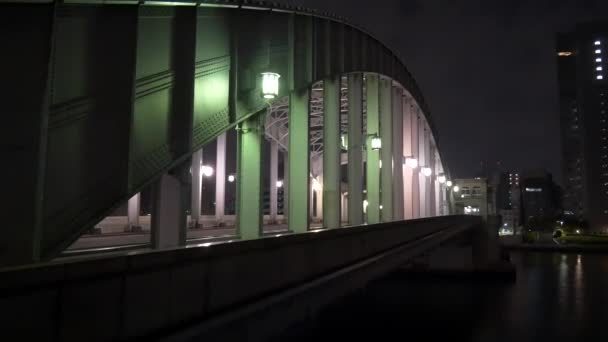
[2,0,454,266]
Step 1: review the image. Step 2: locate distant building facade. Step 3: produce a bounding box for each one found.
[556,22,608,230]
[520,170,560,229]
[496,172,521,231]
[453,178,491,220]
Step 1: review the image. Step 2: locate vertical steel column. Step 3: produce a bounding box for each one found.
[191,149,202,227]
[283,152,289,220]
[323,76,341,228]
[287,13,312,233]
[288,88,311,233]
[347,73,364,225]
[403,97,414,219]
[366,74,381,224]
[127,193,141,229]
[270,140,279,223]
[412,107,420,218]
[151,173,187,249]
[392,86,404,220]
[236,114,263,239]
[418,117,427,218]
[425,127,432,217]
[379,77,393,222]
[215,133,227,225]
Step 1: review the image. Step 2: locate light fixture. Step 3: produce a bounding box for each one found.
[341,134,348,150]
[596,49,602,54]
[598,66,603,71]
[446,180,453,187]
[201,165,214,177]
[599,75,605,80]
[276,180,283,188]
[261,72,280,99]
[438,175,446,183]
[453,185,460,192]
[576,229,581,234]
[597,58,603,62]
[596,40,602,46]
[558,52,572,57]
[370,134,382,150]
[422,167,432,177]
[363,199,369,212]
[312,177,321,191]
[404,157,418,169]
[379,160,382,169]
[228,174,235,183]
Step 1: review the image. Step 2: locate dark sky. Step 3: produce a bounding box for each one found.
[275,0,608,181]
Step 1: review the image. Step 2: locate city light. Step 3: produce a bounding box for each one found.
[404,157,418,169]
[595,40,602,45]
[446,180,453,187]
[438,175,446,183]
[276,180,283,188]
[598,66,603,71]
[598,75,605,80]
[261,72,280,99]
[422,167,432,177]
[453,185,460,192]
[597,58,603,62]
[558,52,572,57]
[201,165,214,177]
[596,49,602,54]
[228,174,235,183]
[341,134,348,150]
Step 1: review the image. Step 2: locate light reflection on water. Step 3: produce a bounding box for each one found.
[280,252,608,342]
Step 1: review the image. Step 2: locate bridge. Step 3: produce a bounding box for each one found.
[1,0,500,340]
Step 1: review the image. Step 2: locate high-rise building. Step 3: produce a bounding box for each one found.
[556,22,608,230]
[496,172,521,232]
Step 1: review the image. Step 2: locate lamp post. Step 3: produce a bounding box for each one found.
[261,72,280,99]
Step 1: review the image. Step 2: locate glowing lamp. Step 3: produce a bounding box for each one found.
[276,180,284,188]
[405,157,418,169]
[422,167,432,177]
[453,185,460,193]
[446,180,453,187]
[438,175,446,183]
[201,165,214,177]
[261,72,280,99]
[228,174,235,183]
[370,135,382,150]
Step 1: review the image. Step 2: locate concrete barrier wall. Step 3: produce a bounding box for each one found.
[0,216,479,341]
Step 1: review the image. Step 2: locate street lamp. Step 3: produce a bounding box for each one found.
[404,157,418,169]
[438,175,446,183]
[201,165,214,177]
[368,134,381,150]
[422,167,432,177]
[261,72,280,99]
[228,174,235,183]
[453,185,460,192]
[446,180,453,187]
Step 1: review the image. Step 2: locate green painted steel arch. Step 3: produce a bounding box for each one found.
[1,0,442,263]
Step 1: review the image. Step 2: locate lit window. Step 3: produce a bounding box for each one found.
[599,75,605,80]
[596,41,602,46]
[599,66,604,71]
[597,58,603,62]
[597,49,603,54]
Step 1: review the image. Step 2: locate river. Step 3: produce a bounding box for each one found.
[278,252,608,341]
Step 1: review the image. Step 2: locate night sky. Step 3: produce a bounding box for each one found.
[276,0,608,182]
